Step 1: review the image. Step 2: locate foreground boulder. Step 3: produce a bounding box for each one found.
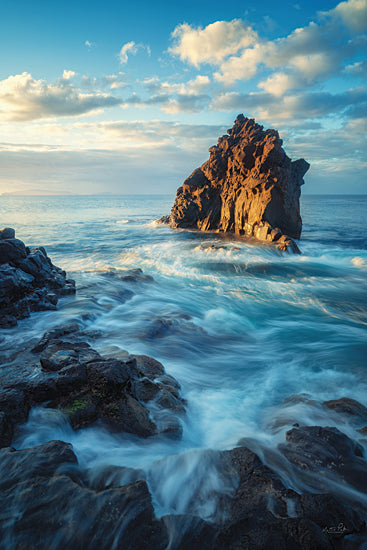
[0,323,185,444]
[162,115,309,253]
[0,441,169,550]
[0,434,366,549]
[0,228,75,327]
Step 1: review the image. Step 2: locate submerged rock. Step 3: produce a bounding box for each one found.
[323,397,367,423]
[0,228,75,327]
[162,115,309,253]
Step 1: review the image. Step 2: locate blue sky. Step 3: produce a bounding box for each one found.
[0,0,366,194]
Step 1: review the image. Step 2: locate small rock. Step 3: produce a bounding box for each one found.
[0,227,15,240]
[323,397,367,423]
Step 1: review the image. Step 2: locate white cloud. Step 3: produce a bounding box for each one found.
[330,0,367,32]
[185,75,211,94]
[118,41,138,64]
[169,20,258,67]
[62,70,76,80]
[211,87,367,122]
[258,72,301,96]
[101,73,126,89]
[214,44,268,83]
[0,72,122,121]
[170,1,365,92]
[345,59,367,76]
[142,74,210,96]
[160,93,210,114]
[118,41,150,64]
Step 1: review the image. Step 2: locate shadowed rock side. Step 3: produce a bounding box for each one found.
[0,228,75,327]
[163,115,310,253]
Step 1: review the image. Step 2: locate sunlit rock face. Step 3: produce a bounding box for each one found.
[167,115,310,252]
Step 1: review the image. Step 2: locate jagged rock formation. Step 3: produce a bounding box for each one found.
[0,228,75,327]
[164,115,310,253]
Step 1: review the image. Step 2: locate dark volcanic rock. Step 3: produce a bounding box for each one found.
[323,397,367,423]
[0,441,168,550]
[279,425,367,493]
[1,423,366,548]
[0,228,75,327]
[213,445,366,549]
[164,115,309,252]
[0,324,185,440]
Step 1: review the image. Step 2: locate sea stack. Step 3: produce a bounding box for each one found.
[165,115,310,252]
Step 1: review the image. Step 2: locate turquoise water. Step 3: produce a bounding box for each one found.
[1,194,367,518]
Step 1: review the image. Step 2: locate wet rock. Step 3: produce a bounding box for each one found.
[101,394,157,437]
[0,441,168,550]
[212,444,366,549]
[0,227,15,240]
[0,229,75,327]
[163,115,309,253]
[323,397,367,423]
[0,412,13,449]
[31,322,81,353]
[88,464,145,491]
[40,341,101,371]
[154,388,186,413]
[280,425,367,493]
[132,354,166,379]
[0,387,30,425]
[119,268,154,283]
[0,326,186,441]
[133,377,161,402]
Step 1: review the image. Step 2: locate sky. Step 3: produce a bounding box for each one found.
[0,0,366,195]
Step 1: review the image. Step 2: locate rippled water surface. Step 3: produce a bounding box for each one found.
[1,194,367,518]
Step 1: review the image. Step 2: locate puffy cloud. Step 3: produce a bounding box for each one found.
[118,41,138,64]
[170,0,366,92]
[185,75,211,94]
[0,72,122,121]
[160,93,211,114]
[62,70,76,80]
[118,41,150,64]
[214,44,268,83]
[329,0,367,32]
[169,20,258,67]
[258,72,301,96]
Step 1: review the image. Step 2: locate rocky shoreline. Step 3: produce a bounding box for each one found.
[0,230,367,549]
[0,228,75,328]
[1,327,366,550]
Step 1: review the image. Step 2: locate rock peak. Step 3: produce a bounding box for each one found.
[165,115,310,253]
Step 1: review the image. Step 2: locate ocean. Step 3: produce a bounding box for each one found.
[1,193,367,519]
